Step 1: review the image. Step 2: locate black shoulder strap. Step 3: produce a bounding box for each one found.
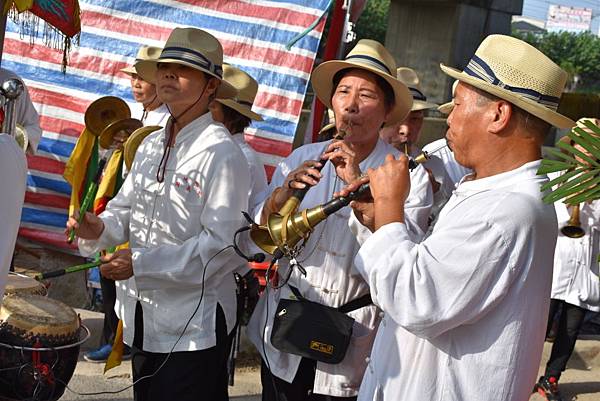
[289,285,372,313]
[338,294,373,313]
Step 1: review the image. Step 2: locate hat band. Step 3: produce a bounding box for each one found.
[235,99,253,107]
[409,87,427,102]
[345,54,392,75]
[160,46,223,78]
[463,55,560,111]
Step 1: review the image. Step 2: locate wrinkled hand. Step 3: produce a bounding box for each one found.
[336,175,375,232]
[65,209,104,240]
[369,154,411,230]
[100,249,133,281]
[322,140,361,184]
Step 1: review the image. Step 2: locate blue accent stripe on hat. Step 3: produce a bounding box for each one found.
[409,87,427,102]
[463,55,559,110]
[160,46,223,78]
[345,54,392,75]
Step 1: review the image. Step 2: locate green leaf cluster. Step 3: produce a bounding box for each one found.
[539,120,600,204]
[354,0,390,44]
[513,30,600,92]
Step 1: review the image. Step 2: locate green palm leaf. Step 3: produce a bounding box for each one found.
[538,119,600,205]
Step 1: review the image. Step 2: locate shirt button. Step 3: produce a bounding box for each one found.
[378,311,385,318]
[365,356,371,364]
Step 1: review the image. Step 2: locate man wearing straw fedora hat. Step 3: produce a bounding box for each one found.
[67,27,250,401]
[342,34,574,401]
[246,39,432,401]
[209,64,267,211]
[83,45,171,364]
[121,45,170,128]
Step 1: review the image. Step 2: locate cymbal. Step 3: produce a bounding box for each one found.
[124,125,162,170]
[84,96,130,136]
[99,118,143,150]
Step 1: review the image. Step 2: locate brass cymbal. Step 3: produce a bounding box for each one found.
[124,125,162,170]
[99,118,143,150]
[84,96,130,136]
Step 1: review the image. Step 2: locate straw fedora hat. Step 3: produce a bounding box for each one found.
[311,39,412,126]
[121,46,162,76]
[136,27,236,99]
[124,125,162,170]
[216,65,263,121]
[396,67,438,111]
[84,96,131,137]
[440,34,574,128]
[438,80,458,115]
[99,118,143,150]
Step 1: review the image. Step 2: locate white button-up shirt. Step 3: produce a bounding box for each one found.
[131,102,170,127]
[79,113,250,353]
[354,160,557,401]
[232,132,268,211]
[551,182,600,311]
[422,138,471,187]
[247,139,432,397]
[0,134,27,302]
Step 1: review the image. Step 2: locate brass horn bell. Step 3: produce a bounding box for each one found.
[561,203,585,238]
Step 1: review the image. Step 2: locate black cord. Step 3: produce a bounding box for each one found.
[57,245,234,397]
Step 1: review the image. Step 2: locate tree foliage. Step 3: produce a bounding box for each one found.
[354,0,390,44]
[513,30,600,92]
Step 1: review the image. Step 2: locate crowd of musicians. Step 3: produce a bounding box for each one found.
[1,25,600,401]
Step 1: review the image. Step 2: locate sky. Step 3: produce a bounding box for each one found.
[522,0,600,34]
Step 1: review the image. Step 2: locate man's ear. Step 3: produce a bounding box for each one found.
[207,77,220,98]
[488,100,512,134]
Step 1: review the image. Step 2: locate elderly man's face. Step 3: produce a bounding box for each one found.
[379,110,424,152]
[331,69,390,145]
[445,83,488,169]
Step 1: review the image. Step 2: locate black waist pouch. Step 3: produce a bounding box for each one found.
[270,286,371,364]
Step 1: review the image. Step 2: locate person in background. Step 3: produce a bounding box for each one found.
[0,68,42,155]
[209,64,267,211]
[534,118,600,401]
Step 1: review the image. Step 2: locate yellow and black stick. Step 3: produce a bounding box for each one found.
[34,260,102,280]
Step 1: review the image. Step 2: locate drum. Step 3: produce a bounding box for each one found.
[4,272,47,297]
[0,294,89,401]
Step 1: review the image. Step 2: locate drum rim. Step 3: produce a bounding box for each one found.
[0,324,90,351]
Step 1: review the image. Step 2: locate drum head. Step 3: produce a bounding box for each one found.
[0,295,79,345]
[4,272,47,297]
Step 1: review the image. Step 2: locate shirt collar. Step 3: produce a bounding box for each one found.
[455,160,544,194]
[171,112,214,145]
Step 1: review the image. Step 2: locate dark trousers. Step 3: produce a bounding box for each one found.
[261,358,357,401]
[99,275,118,346]
[131,302,232,401]
[545,299,588,379]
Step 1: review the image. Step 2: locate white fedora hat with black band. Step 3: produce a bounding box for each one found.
[311,39,413,126]
[216,65,263,121]
[397,67,438,111]
[440,34,574,128]
[121,45,162,76]
[136,27,236,99]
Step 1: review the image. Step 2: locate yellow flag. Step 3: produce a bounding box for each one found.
[93,149,123,212]
[104,319,125,373]
[63,128,97,217]
[4,0,34,13]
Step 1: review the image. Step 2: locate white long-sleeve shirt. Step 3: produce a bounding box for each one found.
[130,102,170,127]
[79,112,250,353]
[0,68,42,154]
[551,192,600,312]
[232,132,268,210]
[354,160,557,401]
[247,138,432,397]
[422,138,471,187]
[0,134,27,302]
